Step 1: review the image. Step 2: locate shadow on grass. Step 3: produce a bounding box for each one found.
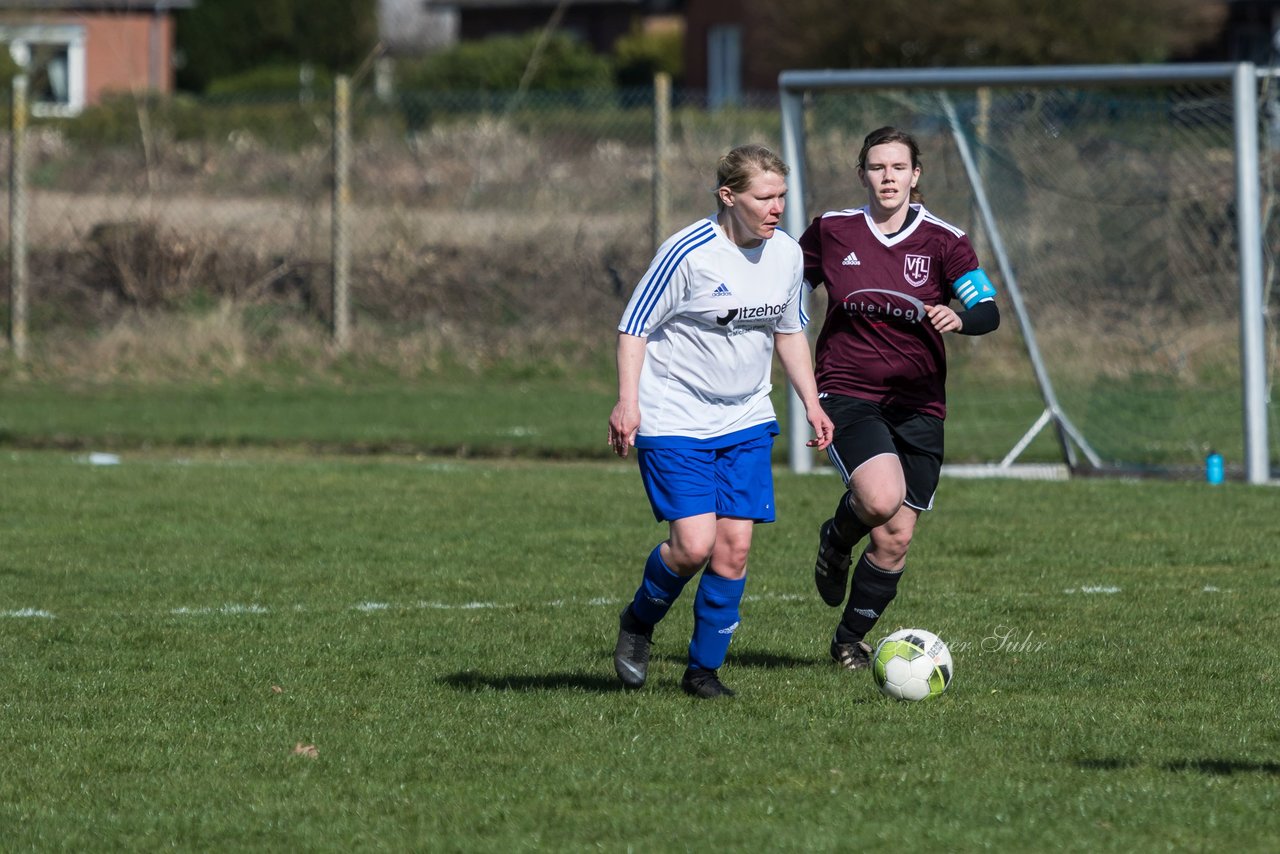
[1164,759,1280,776]
[726,649,824,669]
[640,649,819,670]
[1073,757,1280,776]
[441,646,822,694]
[442,671,621,693]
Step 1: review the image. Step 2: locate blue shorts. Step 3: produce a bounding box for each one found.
[636,432,777,523]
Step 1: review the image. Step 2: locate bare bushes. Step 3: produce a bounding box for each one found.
[86,221,215,307]
[7,206,645,383]
[35,217,322,318]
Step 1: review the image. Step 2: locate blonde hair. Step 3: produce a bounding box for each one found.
[715,143,788,211]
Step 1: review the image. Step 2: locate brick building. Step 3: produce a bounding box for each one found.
[0,0,195,116]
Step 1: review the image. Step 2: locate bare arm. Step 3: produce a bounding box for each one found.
[608,332,646,457]
[774,331,833,450]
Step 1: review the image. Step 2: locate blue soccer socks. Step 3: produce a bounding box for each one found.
[624,547,747,685]
[628,544,693,627]
[687,570,745,672]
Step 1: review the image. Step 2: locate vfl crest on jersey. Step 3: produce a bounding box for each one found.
[903,254,931,288]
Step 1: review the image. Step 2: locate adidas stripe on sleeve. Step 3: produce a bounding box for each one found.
[620,220,717,337]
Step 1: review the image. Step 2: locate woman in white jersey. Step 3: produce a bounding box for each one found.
[608,144,833,699]
[800,127,1000,672]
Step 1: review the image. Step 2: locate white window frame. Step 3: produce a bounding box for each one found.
[2,23,87,117]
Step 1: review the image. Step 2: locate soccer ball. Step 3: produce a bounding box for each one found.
[872,628,953,701]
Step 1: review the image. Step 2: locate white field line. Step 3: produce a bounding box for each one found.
[1,608,56,619]
[3,585,1229,621]
[170,604,270,616]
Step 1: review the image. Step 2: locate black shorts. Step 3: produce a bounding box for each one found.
[820,394,944,512]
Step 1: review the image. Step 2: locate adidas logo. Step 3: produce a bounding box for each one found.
[718,621,740,635]
[841,251,860,266]
[712,283,732,296]
[852,607,879,619]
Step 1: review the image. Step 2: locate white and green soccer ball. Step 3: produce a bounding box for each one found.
[872,628,953,701]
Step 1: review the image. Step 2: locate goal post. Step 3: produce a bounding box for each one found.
[780,63,1273,485]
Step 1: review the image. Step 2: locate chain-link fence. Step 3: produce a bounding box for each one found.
[1,78,787,377]
[787,70,1280,477]
[2,73,1277,474]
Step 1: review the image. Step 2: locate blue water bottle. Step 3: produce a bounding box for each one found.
[1205,451,1224,485]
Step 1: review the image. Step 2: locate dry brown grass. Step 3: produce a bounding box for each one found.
[10,302,617,386]
[2,102,1273,395]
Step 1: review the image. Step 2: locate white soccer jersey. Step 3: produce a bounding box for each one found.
[618,216,806,446]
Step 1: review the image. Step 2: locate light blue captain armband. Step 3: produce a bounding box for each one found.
[953,268,997,309]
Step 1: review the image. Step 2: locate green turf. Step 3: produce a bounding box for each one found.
[0,380,616,458]
[2,371,1264,470]
[0,377,1177,466]
[1,450,1277,850]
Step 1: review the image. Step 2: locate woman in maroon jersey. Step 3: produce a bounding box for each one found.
[798,126,1000,671]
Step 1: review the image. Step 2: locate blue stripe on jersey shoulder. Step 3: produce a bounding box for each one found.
[632,222,721,332]
[623,221,717,336]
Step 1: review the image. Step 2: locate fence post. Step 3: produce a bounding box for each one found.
[331,74,352,350]
[8,74,28,362]
[652,72,671,254]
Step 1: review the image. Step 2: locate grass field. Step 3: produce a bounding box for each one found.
[0,378,1080,465]
[2,448,1277,850]
[2,372,1263,472]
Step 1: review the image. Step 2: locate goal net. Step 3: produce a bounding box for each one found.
[780,65,1278,483]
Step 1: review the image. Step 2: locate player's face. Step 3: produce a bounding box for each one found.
[859,142,919,214]
[719,169,787,246]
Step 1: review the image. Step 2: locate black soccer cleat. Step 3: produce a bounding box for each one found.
[681,667,736,699]
[613,606,654,689]
[830,637,873,671]
[814,519,852,607]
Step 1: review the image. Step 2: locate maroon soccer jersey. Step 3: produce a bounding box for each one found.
[799,204,980,419]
